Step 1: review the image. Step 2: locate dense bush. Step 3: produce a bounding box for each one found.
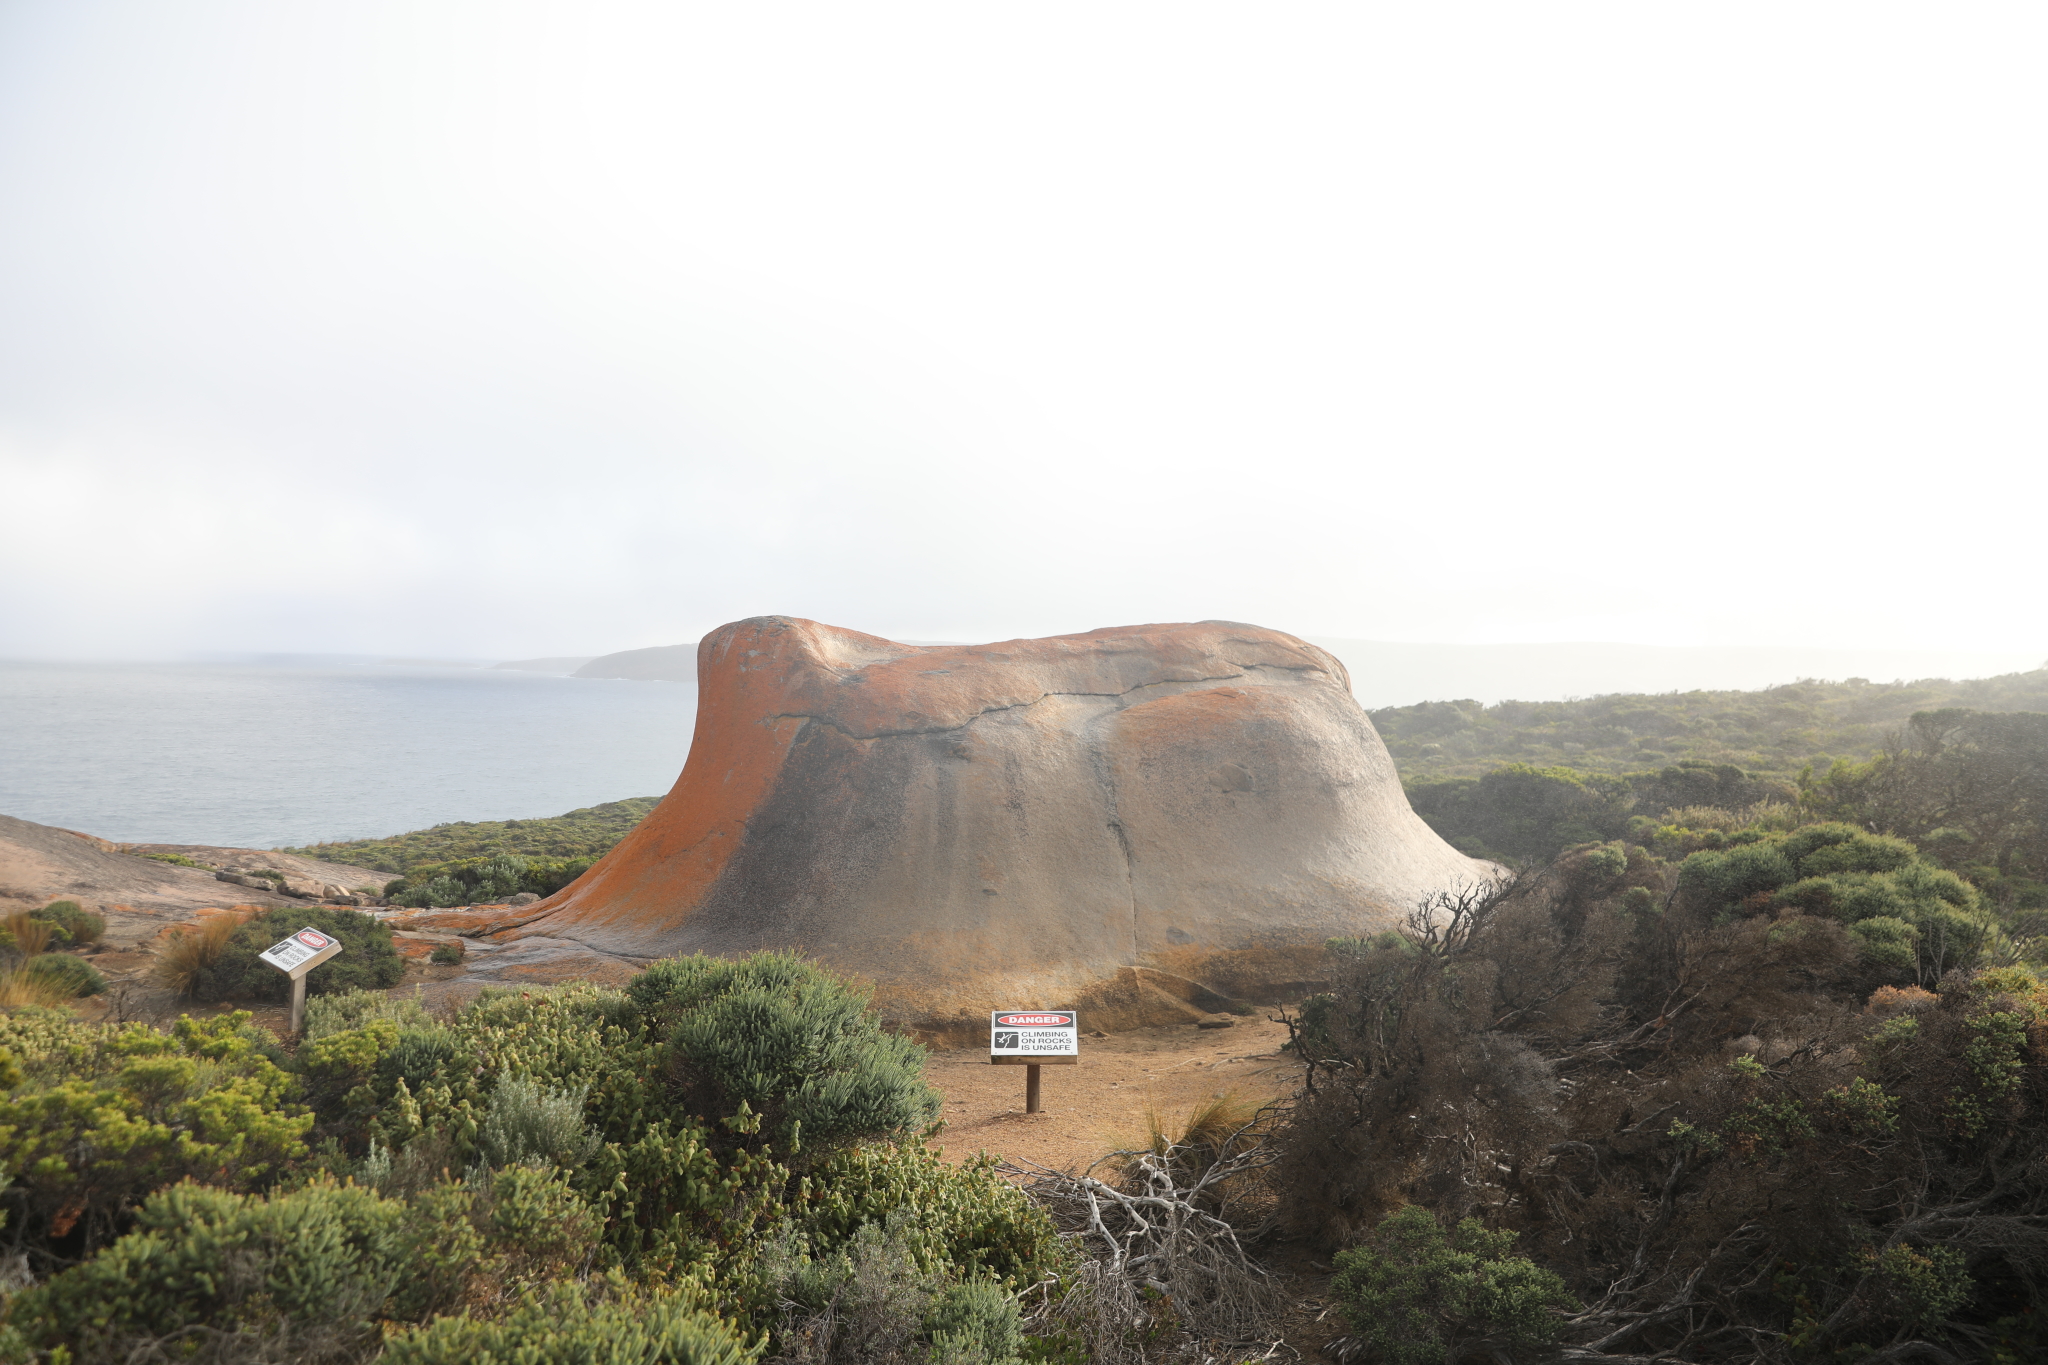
[0,1011,308,1266]
[8,1166,598,1359]
[1677,822,1997,983]
[632,952,942,1153]
[302,985,434,1039]
[1373,672,2048,782]
[386,851,600,908]
[1275,829,2048,1363]
[20,949,106,997]
[383,1281,761,1365]
[785,1143,1063,1289]
[762,1214,1026,1365]
[32,898,105,946]
[185,906,406,1002]
[0,952,1063,1362]
[1330,1206,1573,1365]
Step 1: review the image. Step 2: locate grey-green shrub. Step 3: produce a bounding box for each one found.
[631,952,940,1150]
[9,1167,600,1359]
[383,1282,760,1365]
[765,1215,937,1365]
[7,1180,466,1358]
[1330,1206,1574,1365]
[923,1280,1024,1365]
[304,985,434,1039]
[479,1074,601,1170]
[33,899,104,946]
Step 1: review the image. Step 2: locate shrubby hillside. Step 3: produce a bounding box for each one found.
[281,797,662,875]
[1406,707,2048,932]
[1374,668,2048,780]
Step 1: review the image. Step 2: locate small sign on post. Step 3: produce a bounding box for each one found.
[990,1009,1078,1114]
[259,927,343,1035]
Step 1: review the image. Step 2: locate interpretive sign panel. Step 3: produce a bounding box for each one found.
[989,1009,1079,1063]
[259,926,342,979]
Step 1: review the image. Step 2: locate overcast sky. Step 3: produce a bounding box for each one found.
[2,2,2042,665]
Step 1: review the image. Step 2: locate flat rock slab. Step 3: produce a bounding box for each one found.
[120,844,388,893]
[0,814,395,930]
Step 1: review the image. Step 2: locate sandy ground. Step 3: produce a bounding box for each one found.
[922,1016,1303,1172]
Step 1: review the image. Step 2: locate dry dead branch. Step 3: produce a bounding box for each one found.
[999,1107,1289,1360]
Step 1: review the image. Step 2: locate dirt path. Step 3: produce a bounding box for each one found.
[921,1016,1303,1173]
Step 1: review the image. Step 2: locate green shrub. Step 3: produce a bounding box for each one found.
[303,985,434,1040]
[1330,1206,1575,1365]
[393,873,470,908]
[762,1214,941,1363]
[383,1280,760,1365]
[759,1215,1026,1364]
[282,797,660,876]
[141,851,206,868]
[1678,842,1797,912]
[0,1011,309,1262]
[924,1279,1025,1365]
[186,906,405,1002]
[431,941,465,965]
[633,953,941,1151]
[1785,824,1919,877]
[20,951,106,998]
[34,899,105,946]
[388,853,601,908]
[8,1166,599,1357]
[9,1179,458,1356]
[787,1144,1064,1289]
[1850,916,1921,974]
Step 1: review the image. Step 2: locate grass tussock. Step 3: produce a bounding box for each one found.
[0,967,81,1009]
[2,913,54,957]
[152,916,244,997]
[1140,1089,1263,1158]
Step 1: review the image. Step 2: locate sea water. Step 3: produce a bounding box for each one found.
[0,661,697,849]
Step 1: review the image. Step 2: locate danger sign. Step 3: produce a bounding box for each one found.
[259,926,342,978]
[990,1009,1078,1059]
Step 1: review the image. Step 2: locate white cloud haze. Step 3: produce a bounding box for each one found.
[2,2,2043,663]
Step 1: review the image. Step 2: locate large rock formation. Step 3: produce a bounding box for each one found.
[494,617,1488,1039]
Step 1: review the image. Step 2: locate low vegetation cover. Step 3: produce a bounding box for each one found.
[1375,668,2048,780]
[279,797,662,875]
[0,902,107,1010]
[0,951,1065,1364]
[158,906,408,1003]
[1408,706,2048,935]
[383,851,600,907]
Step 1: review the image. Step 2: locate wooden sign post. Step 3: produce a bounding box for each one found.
[990,1009,1079,1113]
[259,927,344,1034]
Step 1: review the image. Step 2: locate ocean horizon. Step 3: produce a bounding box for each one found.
[0,660,697,849]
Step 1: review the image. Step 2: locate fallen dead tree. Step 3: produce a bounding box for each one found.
[999,1105,1290,1362]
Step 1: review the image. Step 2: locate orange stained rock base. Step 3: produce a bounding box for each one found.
[480,617,1489,1041]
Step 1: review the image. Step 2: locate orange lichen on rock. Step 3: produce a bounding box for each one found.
[492,617,1489,1040]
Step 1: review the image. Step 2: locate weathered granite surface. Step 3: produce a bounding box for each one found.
[479,617,1489,1041]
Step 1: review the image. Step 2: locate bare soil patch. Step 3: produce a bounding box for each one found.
[922,1015,1303,1172]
